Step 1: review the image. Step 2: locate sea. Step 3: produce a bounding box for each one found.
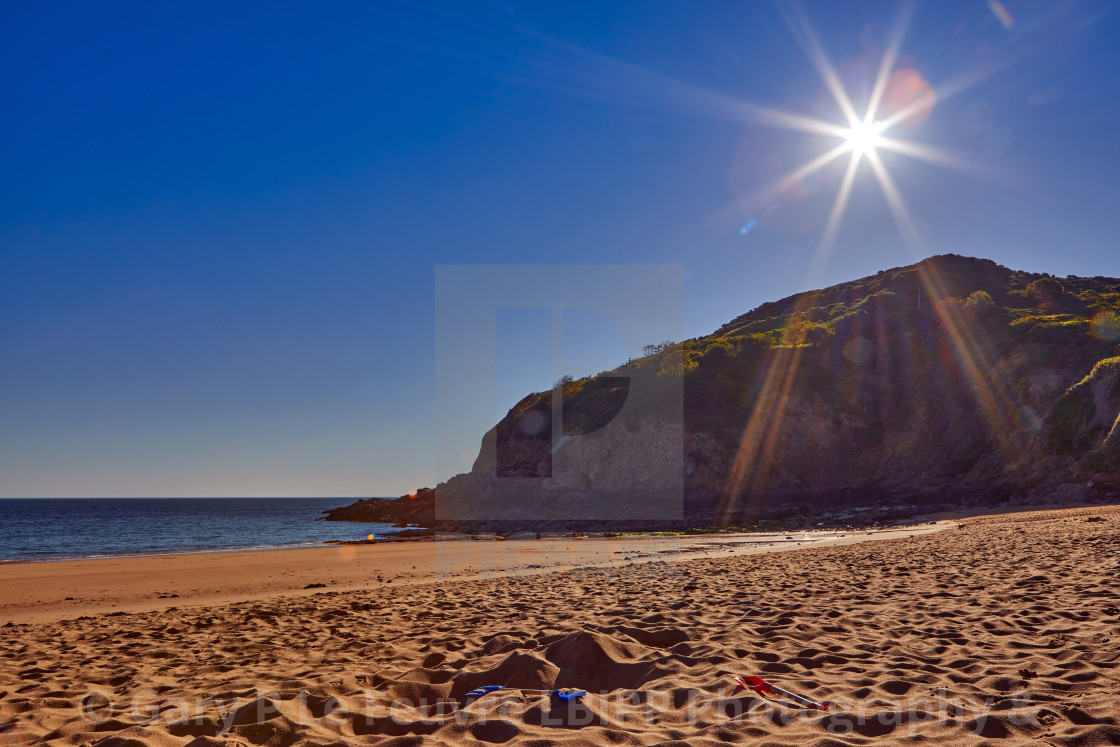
[0,497,404,563]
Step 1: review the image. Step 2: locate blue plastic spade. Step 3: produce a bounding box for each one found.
[464,685,586,701]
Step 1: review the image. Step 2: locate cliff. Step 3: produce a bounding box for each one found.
[331,255,1120,528]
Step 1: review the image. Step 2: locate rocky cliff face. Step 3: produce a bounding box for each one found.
[339,255,1120,529]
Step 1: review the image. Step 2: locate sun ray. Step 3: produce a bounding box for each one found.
[888,9,1077,128]
[864,151,1029,460]
[773,142,853,193]
[814,150,864,274]
[875,88,937,132]
[876,136,1012,182]
[738,142,854,213]
[779,1,861,127]
[865,149,925,256]
[718,343,808,524]
[914,263,1028,461]
[865,1,916,124]
[874,55,1013,133]
[749,108,854,139]
[509,33,853,139]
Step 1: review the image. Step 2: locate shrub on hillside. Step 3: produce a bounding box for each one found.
[780,317,832,346]
[965,290,995,308]
[642,339,677,356]
[1027,277,1065,302]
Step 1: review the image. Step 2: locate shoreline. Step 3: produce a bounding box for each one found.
[2,495,1110,567]
[0,522,949,626]
[3,500,1114,627]
[0,540,367,566]
[0,524,421,566]
[0,518,939,567]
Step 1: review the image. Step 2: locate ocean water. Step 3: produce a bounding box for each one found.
[0,498,403,562]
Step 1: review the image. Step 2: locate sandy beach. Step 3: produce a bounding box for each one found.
[2,506,1118,746]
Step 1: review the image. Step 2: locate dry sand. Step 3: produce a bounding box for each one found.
[1,506,1118,746]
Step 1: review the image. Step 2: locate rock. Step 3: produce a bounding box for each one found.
[321,489,436,525]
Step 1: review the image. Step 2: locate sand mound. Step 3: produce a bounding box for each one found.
[543,630,677,691]
[452,650,560,698]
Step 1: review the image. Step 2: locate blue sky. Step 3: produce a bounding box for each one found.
[2,0,1118,497]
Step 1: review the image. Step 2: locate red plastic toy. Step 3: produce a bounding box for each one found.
[734,675,829,711]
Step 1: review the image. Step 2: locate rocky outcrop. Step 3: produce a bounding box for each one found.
[321,488,435,525]
[1105,412,1120,452]
[1046,357,1120,452]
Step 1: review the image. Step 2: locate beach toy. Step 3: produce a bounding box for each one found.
[733,675,828,711]
[465,685,587,702]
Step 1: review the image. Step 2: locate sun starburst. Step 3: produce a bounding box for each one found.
[760,0,942,262]
[843,119,886,156]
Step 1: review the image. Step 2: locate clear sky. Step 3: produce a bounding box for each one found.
[2,1,1118,497]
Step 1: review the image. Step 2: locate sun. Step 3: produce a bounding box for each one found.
[712,2,995,261]
[844,119,885,156]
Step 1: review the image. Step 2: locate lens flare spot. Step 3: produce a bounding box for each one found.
[884,68,935,126]
[738,218,759,236]
[1028,89,1063,107]
[1019,406,1043,433]
[780,171,822,202]
[987,0,1015,29]
[844,337,873,364]
[1091,311,1120,342]
[519,410,548,435]
[367,533,375,540]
